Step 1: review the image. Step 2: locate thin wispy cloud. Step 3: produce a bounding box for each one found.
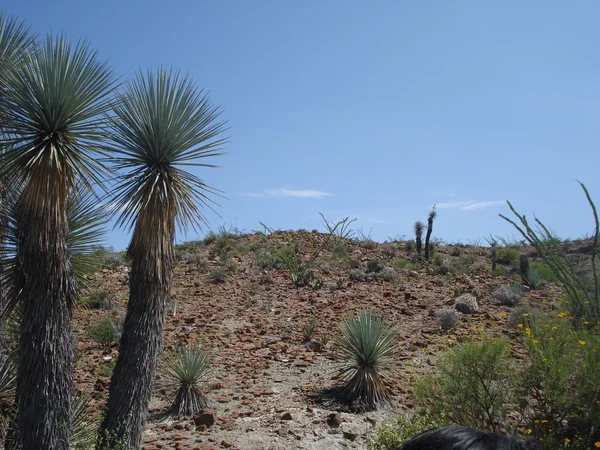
[461,200,505,210]
[434,200,505,211]
[240,188,334,199]
[436,200,477,209]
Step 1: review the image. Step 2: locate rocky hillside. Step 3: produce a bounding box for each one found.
[73,230,564,450]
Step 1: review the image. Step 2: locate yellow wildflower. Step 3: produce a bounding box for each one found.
[524,429,533,435]
[579,340,586,345]
[518,324,524,328]
[552,326,558,331]
[595,442,600,448]
[525,328,532,337]
[533,339,539,345]
[564,438,571,443]
[522,313,530,317]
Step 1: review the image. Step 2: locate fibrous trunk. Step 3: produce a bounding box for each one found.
[98,214,174,449]
[424,220,434,261]
[15,174,75,450]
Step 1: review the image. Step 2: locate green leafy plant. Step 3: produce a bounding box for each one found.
[85,319,118,349]
[415,339,513,432]
[517,314,600,447]
[334,311,397,411]
[368,412,444,450]
[163,346,211,417]
[209,270,226,284]
[496,248,519,266]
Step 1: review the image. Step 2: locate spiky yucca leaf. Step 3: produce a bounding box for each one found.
[163,346,210,417]
[334,310,397,411]
[70,395,96,449]
[0,354,15,404]
[1,34,116,191]
[108,68,227,234]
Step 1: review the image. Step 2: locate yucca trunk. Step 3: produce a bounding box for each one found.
[415,234,422,256]
[424,214,435,261]
[98,207,175,450]
[15,168,75,450]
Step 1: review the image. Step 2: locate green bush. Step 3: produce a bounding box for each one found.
[82,290,115,310]
[209,270,226,284]
[366,259,385,273]
[530,262,557,283]
[394,259,415,271]
[415,339,513,432]
[517,314,600,447]
[368,412,444,450]
[85,319,118,349]
[496,248,519,266]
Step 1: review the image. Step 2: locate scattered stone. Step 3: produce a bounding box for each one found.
[327,412,342,428]
[281,412,293,421]
[193,410,215,427]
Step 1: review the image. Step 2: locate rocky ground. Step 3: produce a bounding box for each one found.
[73,231,561,449]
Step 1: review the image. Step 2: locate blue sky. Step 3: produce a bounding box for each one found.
[6,1,600,250]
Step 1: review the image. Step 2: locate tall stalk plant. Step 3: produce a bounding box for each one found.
[97,68,226,449]
[500,181,599,323]
[0,35,115,449]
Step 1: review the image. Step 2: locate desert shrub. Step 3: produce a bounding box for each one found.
[432,253,444,266]
[434,309,460,330]
[254,250,275,269]
[492,284,523,306]
[381,243,397,259]
[394,259,415,271]
[302,317,317,342]
[348,269,367,282]
[455,293,478,314]
[334,311,397,411]
[203,231,216,245]
[366,259,385,273]
[162,346,210,417]
[361,239,377,250]
[517,314,600,447]
[374,267,397,282]
[83,290,115,310]
[333,243,351,259]
[404,239,416,253]
[368,412,445,450]
[450,246,461,257]
[85,319,118,349]
[496,248,519,266]
[507,304,542,328]
[209,270,226,284]
[415,339,513,432]
[530,262,557,283]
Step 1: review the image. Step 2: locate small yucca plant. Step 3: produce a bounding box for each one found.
[163,346,210,417]
[334,311,397,411]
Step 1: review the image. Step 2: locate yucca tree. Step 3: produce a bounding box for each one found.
[414,221,424,256]
[424,207,437,261]
[334,310,397,412]
[97,68,226,449]
[0,34,115,449]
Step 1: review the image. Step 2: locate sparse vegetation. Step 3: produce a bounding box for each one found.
[334,311,397,411]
